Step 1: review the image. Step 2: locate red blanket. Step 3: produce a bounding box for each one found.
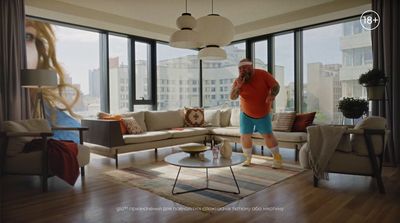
[24,139,80,185]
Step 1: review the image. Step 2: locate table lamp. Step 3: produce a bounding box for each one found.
[21,69,57,119]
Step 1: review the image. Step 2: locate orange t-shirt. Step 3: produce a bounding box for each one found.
[234,69,278,118]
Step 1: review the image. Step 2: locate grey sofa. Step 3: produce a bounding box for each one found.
[82,108,307,168]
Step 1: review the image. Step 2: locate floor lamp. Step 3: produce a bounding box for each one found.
[21,69,57,119]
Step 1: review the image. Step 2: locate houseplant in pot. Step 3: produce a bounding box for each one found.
[338,97,369,119]
[358,68,387,100]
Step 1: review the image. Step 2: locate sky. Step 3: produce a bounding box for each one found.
[53,21,345,94]
[253,23,343,85]
[54,26,99,94]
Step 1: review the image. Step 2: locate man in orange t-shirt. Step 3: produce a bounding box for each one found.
[230,58,282,168]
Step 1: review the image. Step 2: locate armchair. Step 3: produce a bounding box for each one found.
[0,119,90,192]
[299,116,387,193]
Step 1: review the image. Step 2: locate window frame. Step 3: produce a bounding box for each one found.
[27,14,369,116]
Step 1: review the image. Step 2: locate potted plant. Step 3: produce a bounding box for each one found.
[338,97,369,119]
[358,69,387,100]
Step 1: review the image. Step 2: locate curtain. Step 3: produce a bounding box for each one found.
[0,0,30,123]
[372,0,400,165]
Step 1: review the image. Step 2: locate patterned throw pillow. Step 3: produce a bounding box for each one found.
[122,118,144,134]
[272,112,296,132]
[184,107,205,127]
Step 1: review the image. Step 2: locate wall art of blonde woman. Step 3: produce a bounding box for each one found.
[25,19,81,143]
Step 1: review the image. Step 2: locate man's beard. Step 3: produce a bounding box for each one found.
[242,71,252,83]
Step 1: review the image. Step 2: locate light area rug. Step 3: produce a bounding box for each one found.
[104,155,304,208]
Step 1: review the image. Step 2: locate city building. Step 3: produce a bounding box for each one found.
[2,1,399,222]
[340,20,372,98]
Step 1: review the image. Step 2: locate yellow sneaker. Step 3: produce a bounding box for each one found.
[272,153,282,169]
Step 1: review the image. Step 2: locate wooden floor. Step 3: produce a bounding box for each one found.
[1,146,399,223]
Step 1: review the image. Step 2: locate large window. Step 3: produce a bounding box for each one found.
[109,35,129,114]
[27,16,373,119]
[53,26,101,118]
[202,42,246,108]
[274,33,295,112]
[156,43,200,110]
[135,41,152,101]
[302,20,372,124]
[25,21,102,118]
[253,40,268,70]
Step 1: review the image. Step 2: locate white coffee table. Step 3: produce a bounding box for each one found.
[164,150,246,195]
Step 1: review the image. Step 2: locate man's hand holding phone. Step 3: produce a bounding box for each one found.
[235,77,244,90]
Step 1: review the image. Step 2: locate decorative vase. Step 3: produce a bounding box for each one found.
[219,140,232,159]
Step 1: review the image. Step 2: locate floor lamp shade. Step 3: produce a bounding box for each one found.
[21,69,58,88]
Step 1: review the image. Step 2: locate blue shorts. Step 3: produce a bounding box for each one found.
[240,112,273,134]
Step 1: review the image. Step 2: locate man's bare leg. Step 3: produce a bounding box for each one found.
[241,134,253,166]
[262,133,282,168]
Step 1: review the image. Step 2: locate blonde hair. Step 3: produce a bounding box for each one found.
[26,20,80,122]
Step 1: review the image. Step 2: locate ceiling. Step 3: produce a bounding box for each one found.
[25,0,370,41]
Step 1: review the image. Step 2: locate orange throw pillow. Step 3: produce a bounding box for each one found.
[99,114,128,134]
[292,112,316,132]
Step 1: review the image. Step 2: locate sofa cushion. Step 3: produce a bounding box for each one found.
[327,151,373,175]
[3,119,51,156]
[5,144,90,174]
[167,127,209,138]
[19,119,51,132]
[145,110,184,131]
[211,126,307,143]
[292,112,316,132]
[210,127,241,137]
[230,108,240,127]
[121,111,147,132]
[272,112,296,132]
[204,109,220,127]
[299,143,310,169]
[76,144,91,167]
[220,108,231,127]
[123,131,172,144]
[336,134,352,153]
[184,107,205,127]
[122,117,144,134]
[299,143,374,174]
[351,116,386,156]
[252,131,307,142]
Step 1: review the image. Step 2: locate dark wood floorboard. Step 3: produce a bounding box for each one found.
[1,146,399,223]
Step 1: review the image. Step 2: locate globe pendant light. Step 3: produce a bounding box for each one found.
[169,0,200,49]
[196,0,234,60]
[198,45,227,60]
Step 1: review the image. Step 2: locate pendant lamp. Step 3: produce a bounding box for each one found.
[196,0,234,60]
[169,0,200,49]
